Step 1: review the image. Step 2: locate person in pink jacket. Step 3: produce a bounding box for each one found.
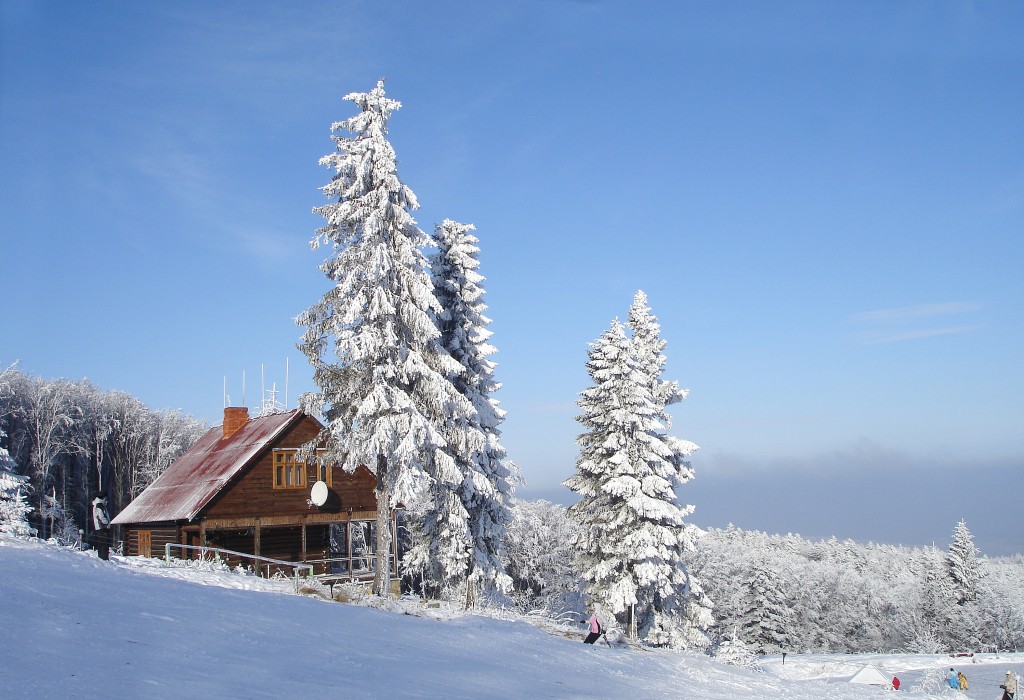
[583,613,604,644]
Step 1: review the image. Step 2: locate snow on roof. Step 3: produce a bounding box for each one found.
[111,409,309,525]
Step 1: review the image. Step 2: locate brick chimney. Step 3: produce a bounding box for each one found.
[222,407,249,439]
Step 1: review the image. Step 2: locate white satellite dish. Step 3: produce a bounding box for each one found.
[310,480,329,507]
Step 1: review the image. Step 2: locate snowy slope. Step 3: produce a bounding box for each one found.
[1,537,1021,699]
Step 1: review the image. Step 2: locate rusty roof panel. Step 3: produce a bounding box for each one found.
[112,409,309,525]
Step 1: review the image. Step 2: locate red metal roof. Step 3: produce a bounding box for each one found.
[112,409,311,525]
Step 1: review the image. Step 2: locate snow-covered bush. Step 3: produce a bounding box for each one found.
[40,488,79,546]
[502,499,583,615]
[0,449,35,537]
[714,629,760,670]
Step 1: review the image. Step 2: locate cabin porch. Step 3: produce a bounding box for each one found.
[186,510,398,581]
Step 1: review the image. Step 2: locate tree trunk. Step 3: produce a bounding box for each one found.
[372,456,392,597]
[464,560,477,610]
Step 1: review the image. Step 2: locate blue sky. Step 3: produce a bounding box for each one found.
[2,2,1022,554]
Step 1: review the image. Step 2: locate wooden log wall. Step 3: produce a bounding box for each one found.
[203,415,377,521]
[122,525,179,558]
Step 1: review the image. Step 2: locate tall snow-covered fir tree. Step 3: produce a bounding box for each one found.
[947,519,981,605]
[405,219,517,604]
[625,289,711,646]
[564,299,706,648]
[297,80,471,596]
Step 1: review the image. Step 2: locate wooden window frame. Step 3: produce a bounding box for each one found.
[272,450,306,489]
[313,460,332,486]
[272,449,332,489]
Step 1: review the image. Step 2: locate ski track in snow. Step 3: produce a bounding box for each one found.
[1,536,1021,699]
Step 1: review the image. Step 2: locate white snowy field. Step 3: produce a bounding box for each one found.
[1,537,1021,700]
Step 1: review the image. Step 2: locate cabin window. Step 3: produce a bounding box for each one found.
[272,450,306,489]
[313,462,332,486]
[272,449,332,488]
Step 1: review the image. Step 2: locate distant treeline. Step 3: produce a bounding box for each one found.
[689,526,1024,654]
[503,503,1024,654]
[0,367,208,540]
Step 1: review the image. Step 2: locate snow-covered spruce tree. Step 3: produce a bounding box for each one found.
[737,554,790,654]
[947,519,981,605]
[564,316,706,648]
[297,81,471,596]
[917,545,957,649]
[407,219,516,605]
[0,435,35,537]
[625,290,711,645]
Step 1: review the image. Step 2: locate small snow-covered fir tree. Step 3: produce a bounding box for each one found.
[297,80,471,596]
[918,546,957,647]
[737,555,790,654]
[673,569,716,650]
[40,486,78,545]
[565,305,704,647]
[0,436,35,537]
[947,519,981,605]
[408,219,516,605]
[715,626,760,669]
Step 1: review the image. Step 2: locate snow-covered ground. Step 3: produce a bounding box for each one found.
[1,536,1021,699]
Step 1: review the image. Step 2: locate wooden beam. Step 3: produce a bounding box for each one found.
[199,511,377,530]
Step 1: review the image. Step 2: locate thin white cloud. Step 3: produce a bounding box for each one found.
[858,324,983,345]
[848,302,982,345]
[849,302,979,323]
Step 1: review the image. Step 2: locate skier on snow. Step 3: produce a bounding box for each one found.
[583,612,604,644]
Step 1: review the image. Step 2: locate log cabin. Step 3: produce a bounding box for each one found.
[111,407,396,581]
